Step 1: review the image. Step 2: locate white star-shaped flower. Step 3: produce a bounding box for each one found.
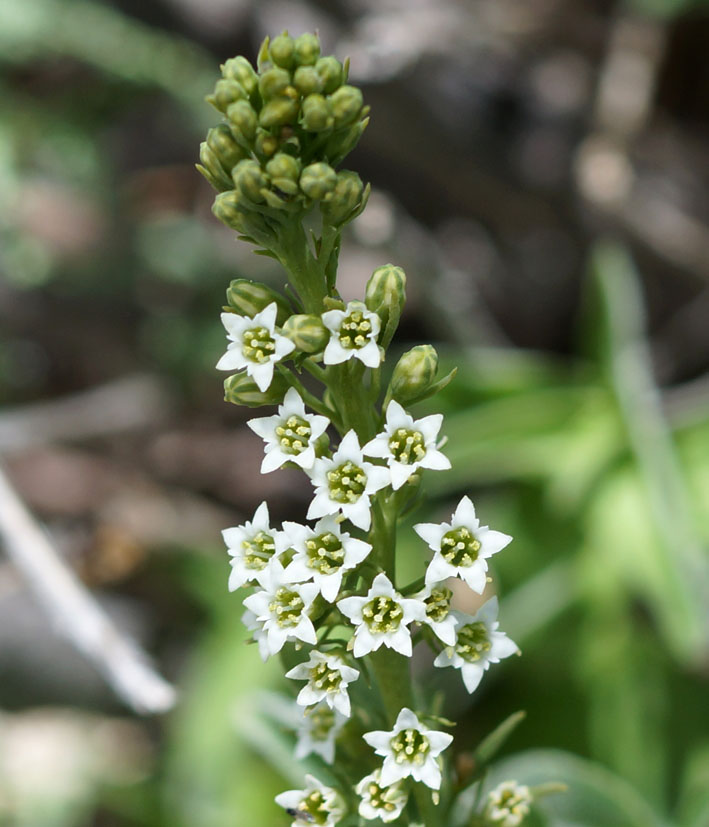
[433,597,519,693]
[485,780,533,826]
[363,707,453,790]
[322,300,381,368]
[307,430,390,531]
[286,650,360,717]
[363,400,451,490]
[337,573,426,658]
[283,516,373,602]
[275,774,345,827]
[356,768,409,823]
[215,302,295,392]
[242,560,319,659]
[416,583,458,646]
[247,387,330,473]
[415,496,512,593]
[223,501,288,591]
[294,701,347,764]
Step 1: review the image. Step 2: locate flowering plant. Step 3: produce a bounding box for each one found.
[198,31,546,826]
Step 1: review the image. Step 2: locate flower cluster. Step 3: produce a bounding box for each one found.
[204,33,525,827]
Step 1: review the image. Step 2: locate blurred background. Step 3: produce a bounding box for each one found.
[1,0,709,825]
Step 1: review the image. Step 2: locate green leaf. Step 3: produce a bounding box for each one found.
[474,710,527,765]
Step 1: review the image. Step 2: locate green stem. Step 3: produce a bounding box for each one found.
[275,364,339,424]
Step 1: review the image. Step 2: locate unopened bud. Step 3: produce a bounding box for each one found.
[282,314,329,353]
[259,95,300,128]
[224,371,288,408]
[324,118,368,165]
[300,162,337,200]
[206,124,248,174]
[390,345,439,406]
[266,153,301,196]
[293,66,323,96]
[212,190,247,232]
[254,130,279,159]
[226,279,292,325]
[207,78,248,113]
[197,144,233,192]
[321,171,364,225]
[259,67,292,101]
[226,100,258,143]
[269,32,295,69]
[233,159,268,202]
[301,94,333,132]
[315,56,344,94]
[329,85,364,127]
[365,264,406,331]
[293,33,320,66]
[221,56,258,98]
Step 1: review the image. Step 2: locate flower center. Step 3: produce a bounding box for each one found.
[241,530,276,569]
[295,790,329,826]
[425,586,452,623]
[275,414,311,455]
[488,784,532,825]
[362,596,403,634]
[310,661,342,693]
[242,326,276,363]
[338,309,372,350]
[390,728,430,765]
[441,526,481,567]
[306,532,346,574]
[268,587,305,628]
[456,621,491,662]
[388,427,426,465]
[308,704,336,741]
[327,461,367,503]
[366,780,403,815]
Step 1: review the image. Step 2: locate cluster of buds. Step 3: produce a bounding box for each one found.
[197,31,370,240]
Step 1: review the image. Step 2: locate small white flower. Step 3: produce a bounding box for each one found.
[416,583,458,646]
[223,501,287,591]
[283,516,373,602]
[322,300,381,368]
[215,302,295,392]
[275,774,345,827]
[362,707,453,790]
[294,701,347,764]
[240,607,270,661]
[247,387,330,473]
[307,430,390,531]
[485,780,533,826]
[337,573,426,658]
[415,496,512,593]
[286,650,360,717]
[363,400,451,490]
[242,560,319,659]
[356,768,409,823]
[433,597,518,693]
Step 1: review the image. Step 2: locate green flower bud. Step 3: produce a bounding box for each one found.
[315,56,344,94]
[259,67,292,101]
[329,85,364,127]
[390,345,439,406]
[226,279,292,325]
[324,118,369,166]
[266,153,301,196]
[269,32,295,69]
[224,371,288,408]
[293,33,320,66]
[300,162,337,200]
[366,264,406,323]
[221,56,258,98]
[301,94,333,132]
[206,78,248,113]
[226,100,258,143]
[293,66,323,96]
[282,314,329,353]
[233,159,268,202]
[254,130,279,159]
[206,124,248,174]
[212,190,247,232]
[259,95,300,128]
[197,144,233,192]
[321,170,364,225]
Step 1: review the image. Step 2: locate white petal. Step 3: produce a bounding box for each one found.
[491,631,519,659]
[321,308,345,333]
[295,616,318,645]
[461,662,486,694]
[267,624,289,653]
[452,496,479,530]
[387,627,413,657]
[318,573,342,603]
[414,522,447,551]
[337,595,365,621]
[275,790,304,810]
[274,335,295,360]
[256,302,278,330]
[379,758,407,789]
[343,497,372,531]
[425,554,457,584]
[425,730,454,755]
[419,449,451,471]
[414,759,442,790]
[479,527,513,556]
[216,351,246,371]
[336,430,363,462]
[370,573,395,596]
[416,413,444,442]
[307,491,336,521]
[249,361,275,392]
[222,525,246,549]
[353,626,380,657]
[394,708,421,731]
[431,616,458,646]
[297,685,323,707]
[362,729,393,753]
[220,312,249,336]
[308,414,330,441]
[365,464,392,494]
[361,435,390,458]
[389,461,414,491]
[252,502,270,531]
[356,340,381,368]
[261,447,287,474]
[345,538,373,567]
[283,559,312,583]
[323,338,349,365]
[384,400,409,429]
[247,413,280,440]
[476,595,500,625]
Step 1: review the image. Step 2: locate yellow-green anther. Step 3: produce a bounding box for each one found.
[390,345,439,405]
[329,85,364,127]
[327,460,367,503]
[276,414,312,456]
[293,32,320,66]
[362,596,403,633]
[441,526,481,567]
[268,587,305,628]
[221,56,258,97]
[365,263,406,331]
[321,171,364,225]
[207,124,248,172]
[390,729,430,765]
[310,661,342,692]
[223,371,288,407]
[233,159,268,202]
[269,31,295,69]
[389,428,426,465]
[456,622,491,663]
[315,56,344,94]
[282,314,329,353]
[300,163,337,200]
[242,326,276,363]
[301,93,333,132]
[242,530,277,569]
[226,100,258,142]
[305,533,346,575]
[259,96,300,128]
[338,308,373,350]
[293,65,323,96]
[225,279,292,325]
[198,144,234,192]
[259,66,292,101]
[207,78,248,113]
[425,586,452,623]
